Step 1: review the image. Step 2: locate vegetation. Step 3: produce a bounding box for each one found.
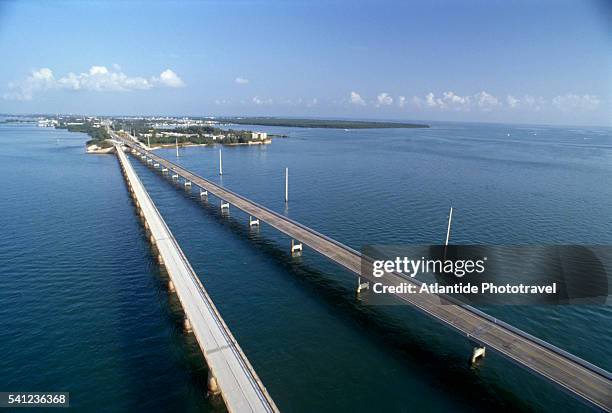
[0,118,34,124]
[112,120,266,146]
[141,127,255,145]
[215,117,430,129]
[56,121,111,148]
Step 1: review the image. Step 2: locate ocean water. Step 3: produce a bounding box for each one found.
[0,121,610,412]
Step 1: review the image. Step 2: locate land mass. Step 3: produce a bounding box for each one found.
[47,115,273,152]
[215,117,430,129]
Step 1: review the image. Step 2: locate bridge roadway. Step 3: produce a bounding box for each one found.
[115,144,279,413]
[114,134,612,412]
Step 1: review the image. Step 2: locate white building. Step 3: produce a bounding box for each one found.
[251,132,268,141]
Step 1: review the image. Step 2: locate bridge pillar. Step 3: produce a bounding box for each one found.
[357,277,369,294]
[168,280,175,292]
[221,202,230,211]
[158,254,164,265]
[249,216,260,227]
[471,346,486,364]
[200,190,208,198]
[184,317,193,333]
[291,239,303,254]
[150,234,155,245]
[185,181,192,187]
[207,370,221,396]
[172,174,179,180]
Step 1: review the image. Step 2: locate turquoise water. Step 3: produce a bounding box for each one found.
[0,121,610,412]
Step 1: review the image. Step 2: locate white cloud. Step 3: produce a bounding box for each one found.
[412,91,502,112]
[505,94,546,111]
[350,91,366,106]
[412,91,473,111]
[552,94,600,111]
[376,92,393,106]
[3,68,55,100]
[156,69,185,88]
[306,98,318,107]
[397,96,407,108]
[252,96,273,105]
[234,77,249,84]
[506,95,520,108]
[475,91,500,111]
[4,65,185,100]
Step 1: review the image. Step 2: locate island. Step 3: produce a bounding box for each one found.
[37,114,429,154]
[214,117,430,129]
[47,115,273,153]
[55,118,114,153]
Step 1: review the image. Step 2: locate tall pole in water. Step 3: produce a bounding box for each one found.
[176,138,179,157]
[147,136,150,149]
[445,206,453,246]
[219,149,223,175]
[285,168,288,203]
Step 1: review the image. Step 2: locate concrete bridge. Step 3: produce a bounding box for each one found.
[113,133,611,412]
[115,144,279,413]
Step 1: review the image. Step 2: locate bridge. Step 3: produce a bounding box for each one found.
[113,132,612,412]
[115,144,279,413]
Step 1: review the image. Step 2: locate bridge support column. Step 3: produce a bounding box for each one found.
[158,254,164,265]
[221,202,230,211]
[168,280,175,292]
[471,346,486,364]
[249,216,260,227]
[184,181,192,187]
[207,370,221,396]
[291,239,303,254]
[150,234,156,245]
[184,317,193,333]
[357,277,369,294]
[172,174,179,180]
[162,167,168,173]
[200,190,208,198]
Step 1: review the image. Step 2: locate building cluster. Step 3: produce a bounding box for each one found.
[151,117,217,129]
[251,132,268,140]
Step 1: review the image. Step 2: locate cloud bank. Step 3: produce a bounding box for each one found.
[4,66,185,100]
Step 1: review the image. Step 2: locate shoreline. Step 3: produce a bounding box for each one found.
[152,139,272,149]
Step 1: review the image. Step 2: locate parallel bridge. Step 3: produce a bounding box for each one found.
[115,144,279,413]
[114,133,612,412]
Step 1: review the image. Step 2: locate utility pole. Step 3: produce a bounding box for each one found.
[445,206,453,246]
[176,138,179,157]
[285,168,289,203]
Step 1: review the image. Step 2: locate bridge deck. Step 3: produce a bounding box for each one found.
[115,144,279,413]
[116,134,611,412]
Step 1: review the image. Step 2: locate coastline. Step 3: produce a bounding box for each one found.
[150,139,272,149]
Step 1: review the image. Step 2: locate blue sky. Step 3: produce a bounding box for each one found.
[0,0,610,125]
